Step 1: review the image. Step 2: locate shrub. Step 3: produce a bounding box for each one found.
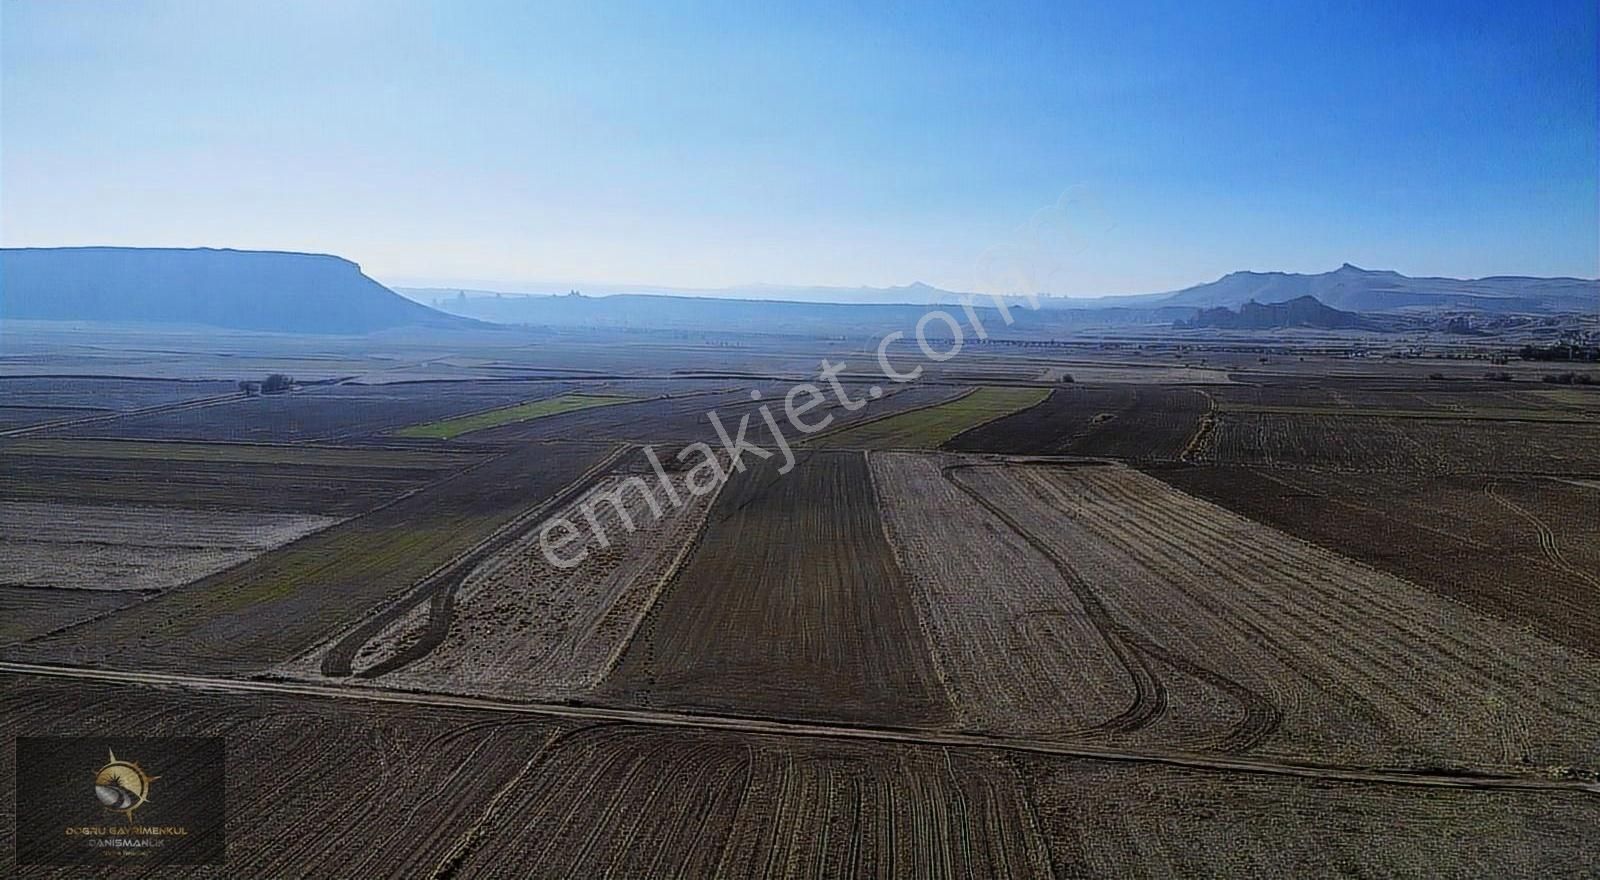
[261,373,295,394]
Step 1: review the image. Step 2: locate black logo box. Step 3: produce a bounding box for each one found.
[15,736,226,866]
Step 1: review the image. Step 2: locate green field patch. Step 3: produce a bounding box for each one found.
[394,393,637,439]
[210,518,501,613]
[817,386,1050,449]
[0,438,478,468]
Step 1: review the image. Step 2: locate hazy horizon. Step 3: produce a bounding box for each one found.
[4,2,1596,294]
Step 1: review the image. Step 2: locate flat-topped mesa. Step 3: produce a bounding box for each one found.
[0,246,475,334]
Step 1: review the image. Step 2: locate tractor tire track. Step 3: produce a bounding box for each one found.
[945,461,1282,752]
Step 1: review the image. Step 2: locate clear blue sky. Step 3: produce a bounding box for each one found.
[3,1,1595,294]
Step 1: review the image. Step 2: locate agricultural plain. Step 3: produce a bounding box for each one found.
[4,351,1598,876]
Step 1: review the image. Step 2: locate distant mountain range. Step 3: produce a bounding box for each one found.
[406,263,1597,315]
[402,281,1032,309]
[403,290,1191,336]
[1181,295,1372,331]
[2,247,1591,336]
[0,247,474,334]
[1091,263,1598,314]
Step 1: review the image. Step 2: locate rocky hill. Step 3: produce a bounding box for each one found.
[1144,263,1597,314]
[1182,295,1372,330]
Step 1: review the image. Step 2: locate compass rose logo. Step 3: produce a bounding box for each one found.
[92,750,158,821]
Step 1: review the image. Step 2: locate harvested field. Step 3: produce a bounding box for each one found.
[0,500,336,555]
[1150,466,1600,653]
[1194,410,1600,473]
[945,385,1209,459]
[870,452,1133,734]
[441,725,1053,879]
[0,675,564,879]
[5,673,1587,878]
[955,462,1600,769]
[394,392,637,439]
[305,468,719,699]
[0,502,338,593]
[603,450,951,726]
[817,386,1049,449]
[1019,758,1600,878]
[3,441,615,672]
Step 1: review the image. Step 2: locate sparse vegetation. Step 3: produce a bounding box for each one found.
[393,392,636,439]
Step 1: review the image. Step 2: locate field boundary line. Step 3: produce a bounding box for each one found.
[4,661,1594,797]
[801,386,976,446]
[426,725,566,879]
[319,443,635,677]
[1179,388,1217,463]
[864,449,965,726]
[0,391,249,438]
[940,384,1057,450]
[593,468,731,685]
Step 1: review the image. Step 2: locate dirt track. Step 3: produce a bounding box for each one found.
[3,661,1592,797]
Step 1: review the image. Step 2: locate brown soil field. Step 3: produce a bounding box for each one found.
[440,725,1053,878]
[2,441,615,673]
[1195,410,1600,473]
[0,675,564,879]
[870,451,1133,734]
[603,450,951,726]
[0,407,98,431]
[1209,380,1600,415]
[0,437,482,468]
[300,469,720,699]
[0,455,453,515]
[950,462,1600,770]
[0,376,239,411]
[6,675,1588,878]
[1149,466,1600,653]
[1019,758,1600,878]
[945,385,1208,460]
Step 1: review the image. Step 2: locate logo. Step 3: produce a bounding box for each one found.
[15,736,226,865]
[93,750,159,821]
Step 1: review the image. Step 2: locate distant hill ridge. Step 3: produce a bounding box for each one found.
[0,246,474,334]
[1138,263,1598,314]
[407,263,1596,314]
[4,247,1592,335]
[1182,295,1371,330]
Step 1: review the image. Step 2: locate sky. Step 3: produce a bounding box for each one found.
[2,0,1596,296]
